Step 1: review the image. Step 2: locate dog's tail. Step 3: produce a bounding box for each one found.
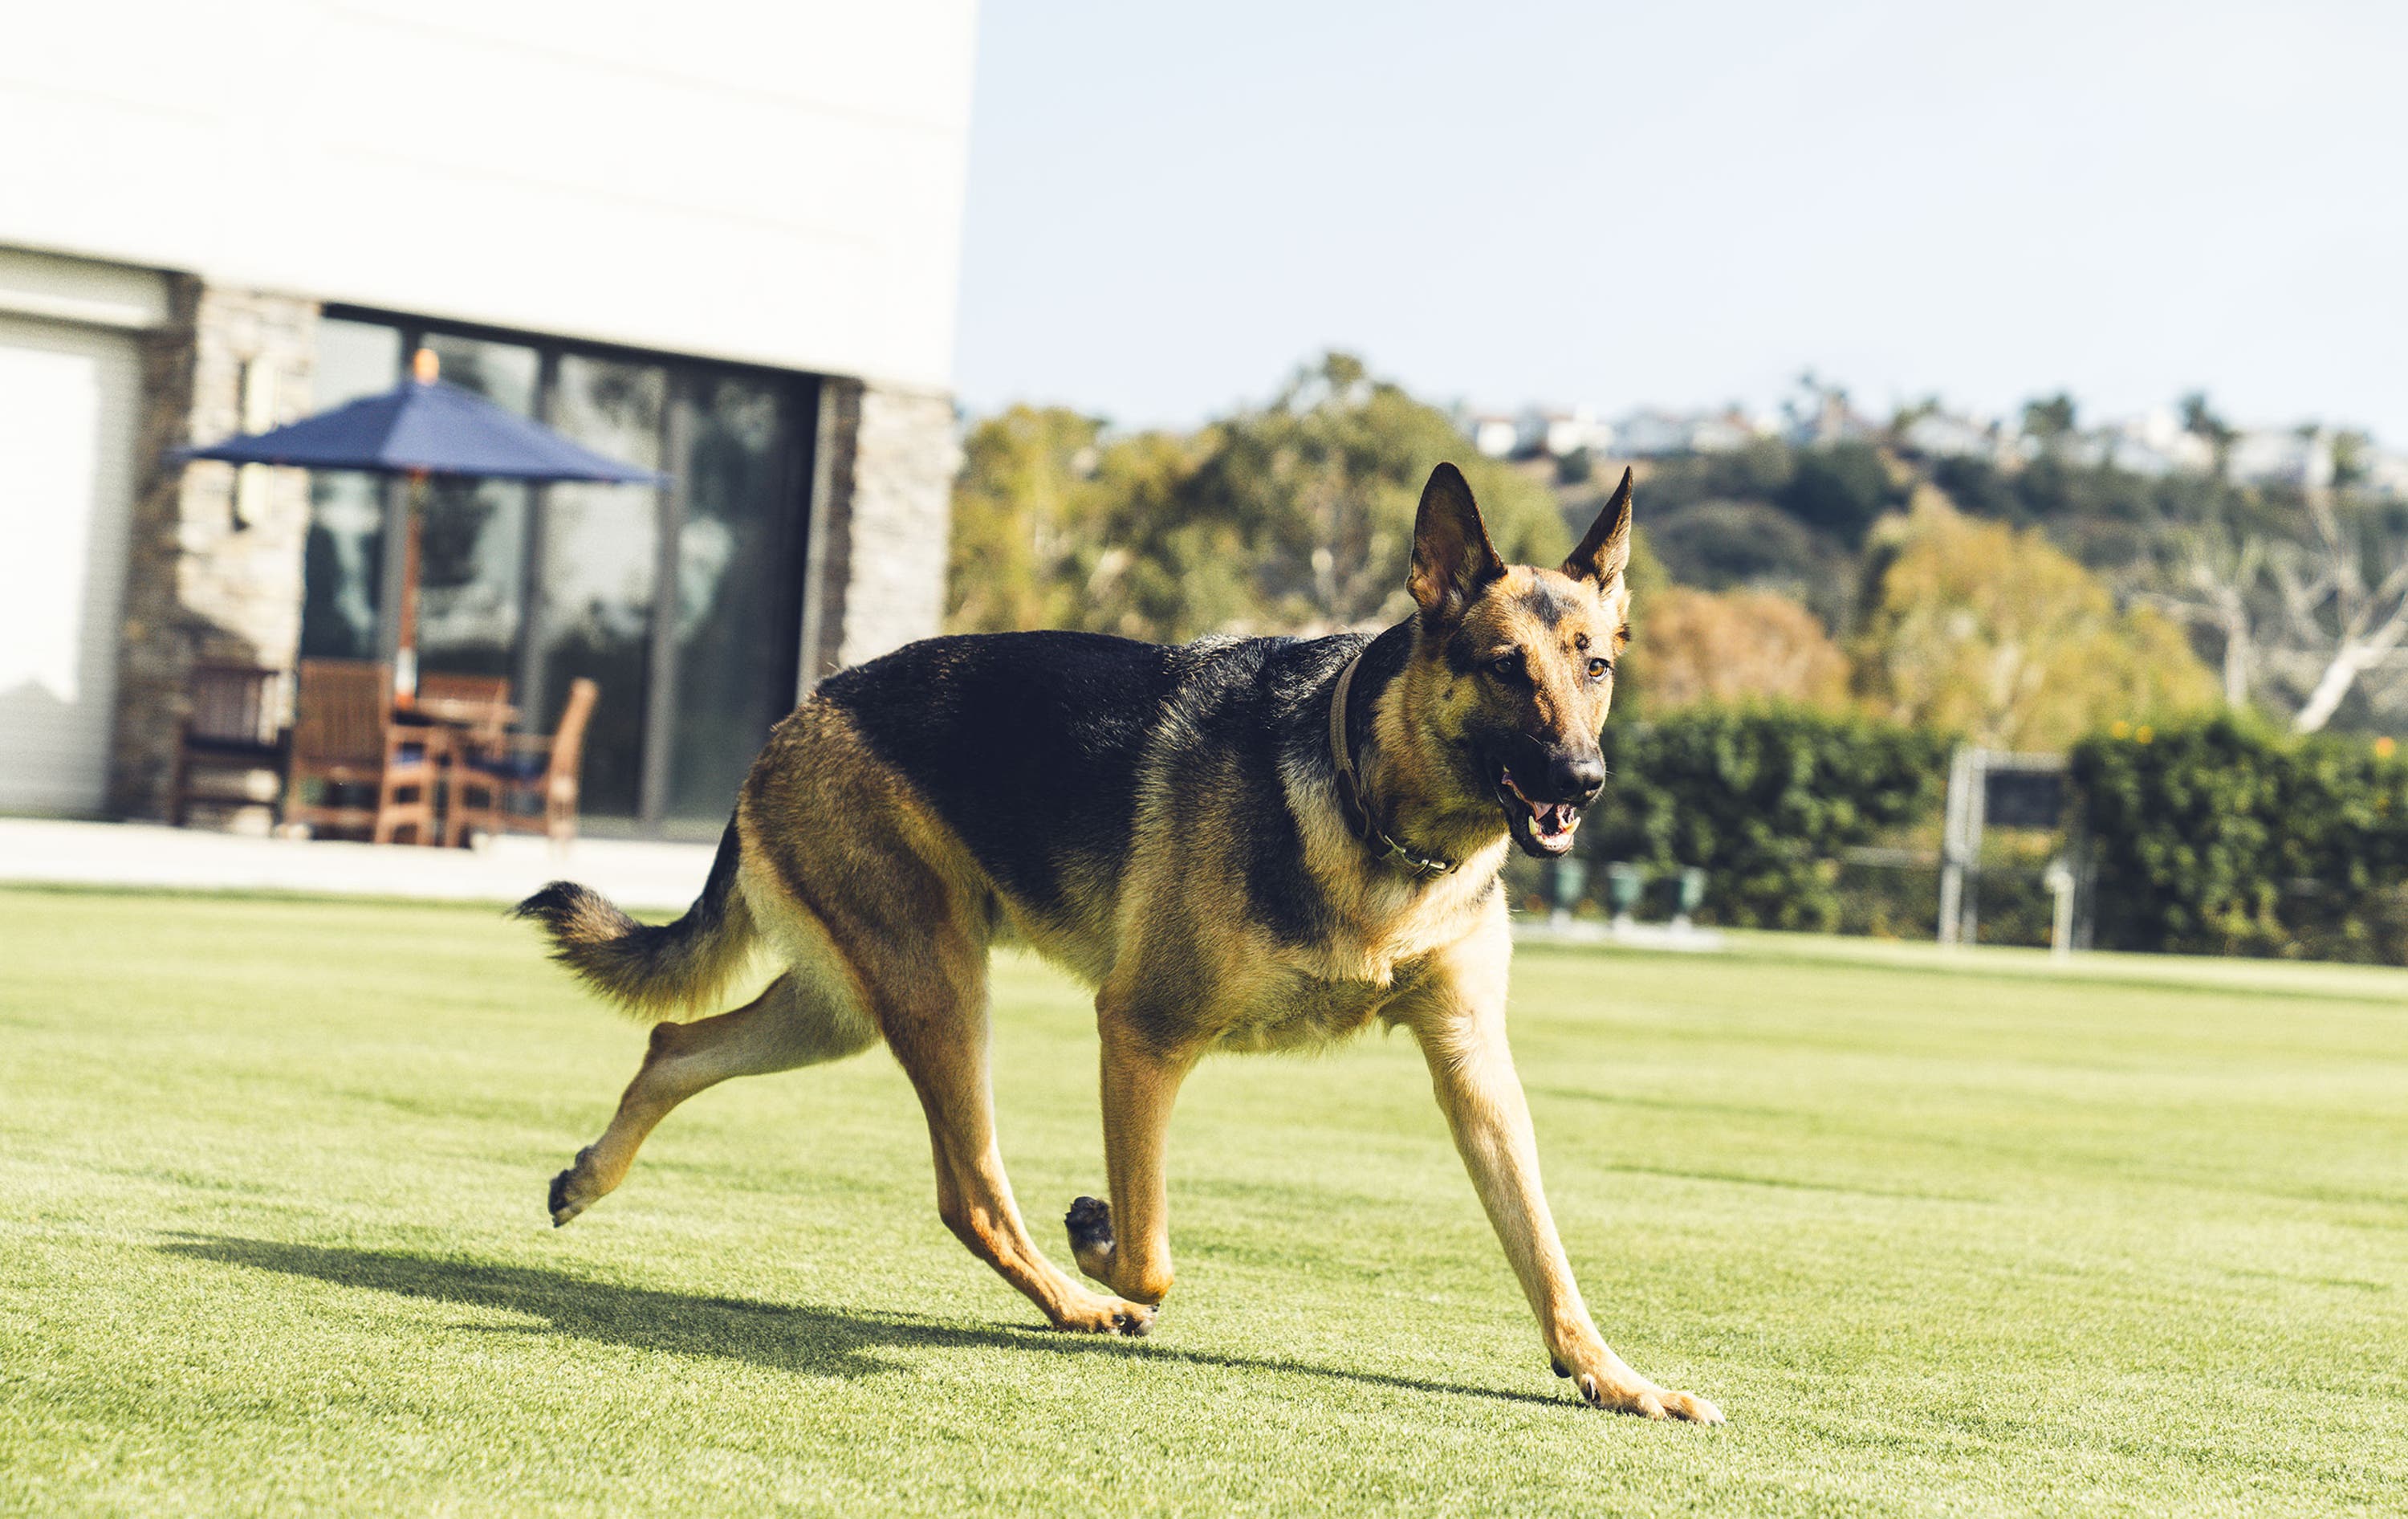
[513,818,756,1020]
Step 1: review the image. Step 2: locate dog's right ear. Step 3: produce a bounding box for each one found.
[1407,462,1504,629]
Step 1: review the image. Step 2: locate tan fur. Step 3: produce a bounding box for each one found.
[532,464,1722,1422]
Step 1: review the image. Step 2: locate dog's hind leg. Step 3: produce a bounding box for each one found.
[549,970,874,1227]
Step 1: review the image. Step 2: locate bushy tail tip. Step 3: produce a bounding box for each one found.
[512,821,752,1018]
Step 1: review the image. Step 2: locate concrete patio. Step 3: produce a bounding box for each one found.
[0,818,717,913]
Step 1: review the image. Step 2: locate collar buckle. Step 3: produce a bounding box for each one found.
[1373,827,1458,876]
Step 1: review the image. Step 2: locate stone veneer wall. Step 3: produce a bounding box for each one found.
[800,379,958,686]
[107,281,318,822]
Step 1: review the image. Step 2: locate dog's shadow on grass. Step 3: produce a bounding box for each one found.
[160,1236,1562,1411]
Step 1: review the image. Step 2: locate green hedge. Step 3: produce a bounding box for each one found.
[1583,707,1952,931]
[2070,717,2408,960]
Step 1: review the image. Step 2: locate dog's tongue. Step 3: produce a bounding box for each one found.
[1502,770,1581,843]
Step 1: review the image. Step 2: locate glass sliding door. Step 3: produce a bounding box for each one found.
[307,306,820,837]
[415,333,539,680]
[535,354,665,825]
[665,374,809,825]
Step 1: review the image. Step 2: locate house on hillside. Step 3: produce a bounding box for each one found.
[2363,450,2408,501]
[1465,413,1523,458]
[1897,410,2008,462]
[1527,407,1613,458]
[0,1,975,837]
[1612,408,1762,456]
[2227,428,2337,491]
[2117,410,2215,477]
[1461,406,1612,460]
[2060,410,2218,478]
[1782,383,1881,448]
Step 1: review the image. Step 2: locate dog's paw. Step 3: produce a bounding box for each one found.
[1065,1195,1115,1281]
[548,1147,598,1228]
[1050,1290,1154,1338]
[1556,1343,1723,1424]
[1572,1369,1723,1424]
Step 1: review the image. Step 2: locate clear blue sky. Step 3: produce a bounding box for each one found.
[954,1,2406,442]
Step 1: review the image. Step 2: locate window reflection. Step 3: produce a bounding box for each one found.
[539,355,665,822]
[299,320,401,659]
[669,375,801,822]
[416,335,538,681]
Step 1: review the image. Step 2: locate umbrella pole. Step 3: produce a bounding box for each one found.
[395,469,425,706]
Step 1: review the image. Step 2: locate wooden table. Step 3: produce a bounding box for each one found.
[405,697,519,731]
[395,700,519,846]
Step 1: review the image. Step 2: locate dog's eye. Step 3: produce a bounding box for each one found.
[1586,658,1611,680]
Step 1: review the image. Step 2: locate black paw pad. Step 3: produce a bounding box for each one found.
[1065,1195,1114,1252]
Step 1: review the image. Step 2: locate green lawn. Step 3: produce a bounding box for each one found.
[2,888,2404,1517]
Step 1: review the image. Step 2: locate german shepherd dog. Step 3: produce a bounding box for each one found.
[519,462,1723,1423]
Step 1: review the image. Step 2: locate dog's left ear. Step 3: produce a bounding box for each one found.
[1409,462,1505,629]
[1563,467,1634,588]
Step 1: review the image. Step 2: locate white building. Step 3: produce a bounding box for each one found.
[1527,407,1613,458]
[1610,408,1762,456]
[0,1,977,834]
[2227,427,2337,491]
[2363,450,2408,501]
[1465,413,1523,458]
[1898,410,2007,462]
[1461,405,1612,460]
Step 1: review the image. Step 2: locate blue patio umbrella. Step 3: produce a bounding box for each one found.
[179,348,662,698]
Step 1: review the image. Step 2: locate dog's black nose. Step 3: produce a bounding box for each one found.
[1548,753,1605,805]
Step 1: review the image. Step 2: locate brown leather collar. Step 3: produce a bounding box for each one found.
[1328,645,1456,877]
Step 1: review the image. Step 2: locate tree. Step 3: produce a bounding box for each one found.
[1625,587,1850,711]
[1853,492,2217,749]
[2021,393,2078,446]
[1181,352,1565,633]
[947,353,1568,642]
[2134,483,2408,733]
[2179,390,2238,478]
[945,405,1106,635]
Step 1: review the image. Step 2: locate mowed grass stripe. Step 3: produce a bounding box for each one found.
[1,887,2402,1516]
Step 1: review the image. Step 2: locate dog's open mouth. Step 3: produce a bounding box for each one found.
[1495,766,1582,857]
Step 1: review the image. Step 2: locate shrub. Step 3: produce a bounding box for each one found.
[2072,717,2408,959]
[1775,442,1901,546]
[1584,706,1952,931]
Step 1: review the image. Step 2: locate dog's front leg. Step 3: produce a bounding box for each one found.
[1409,951,1723,1424]
[1066,1004,1195,1305]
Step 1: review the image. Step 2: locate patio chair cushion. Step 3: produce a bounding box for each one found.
[468,751,549,783]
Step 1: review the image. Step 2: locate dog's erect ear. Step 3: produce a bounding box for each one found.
[1408,462,1505,627]
[1563,466,1634,588]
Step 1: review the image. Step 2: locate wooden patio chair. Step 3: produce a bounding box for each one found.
[415,671,514,745]
[284,659,440,845]
[171,664,288,828]
[447,678,598,847]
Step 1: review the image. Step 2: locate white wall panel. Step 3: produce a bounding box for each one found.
[0,0,976,388]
